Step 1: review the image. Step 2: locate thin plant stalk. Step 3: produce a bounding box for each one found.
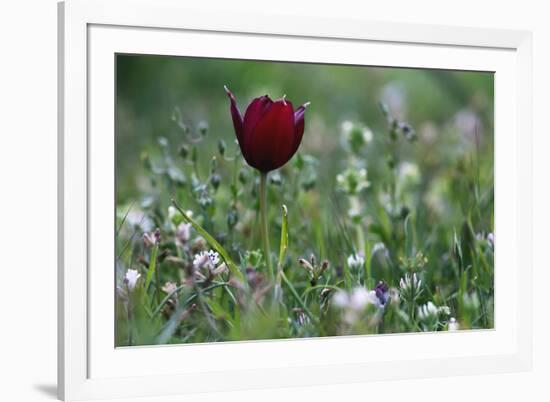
[144,244,160,305]
[259,172,274,280]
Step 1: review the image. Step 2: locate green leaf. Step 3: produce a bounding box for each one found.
[144,244,159,291]
[277,205,289,272]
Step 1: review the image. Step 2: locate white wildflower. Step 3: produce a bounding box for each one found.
[388,287,400,304]
[332,290,350,308]
[362,127,373,143]
[347,252,365,270]
[142,228,160,247]
[176,223,192,243]
[398,161,420,184]
[124,210,154,233]
[341,120,354,134]
[349,287,370,311]
[193,250,220,271]
[438,306,451,316]
[487,232,494,249]
[400,272,422,291]
[168,205,178,222]
[333,287,381,311]
[454,108,478,139]
[124,269,141,291]
[381,82,407,117]
[371,242,389,259]
[336,168,370,195]
[417,301,438,320]
[448,317,460,331]
[162,281,177,295]
[341,121,372,146]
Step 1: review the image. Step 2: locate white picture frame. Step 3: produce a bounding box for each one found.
[58,0,533,400]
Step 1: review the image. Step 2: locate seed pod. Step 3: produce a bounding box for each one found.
[198,121,209,136]
[210,173,221,190]
[218,139,226,156]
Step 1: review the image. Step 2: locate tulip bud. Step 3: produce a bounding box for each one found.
[224,86,310,172]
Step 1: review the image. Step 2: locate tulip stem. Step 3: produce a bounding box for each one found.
[259,172,274,280]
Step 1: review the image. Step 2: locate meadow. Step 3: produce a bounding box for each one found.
[115,55,494,346]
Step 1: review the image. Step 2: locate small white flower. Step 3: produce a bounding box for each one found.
[417,301,438,320]
[168,205,178,221]
[454,108,478,139]
[381,82,407,117]
[448,317,460,331]
[193,250,220,271]
[336,168,370,195]
[162,281,177,295]
[349,287,370,311]
[333,287,381,311]
[211,262,228,276]
[176,223,192,243]
[332,290,349,308]
[362,127,373,143]
[124,269,141,291]
[400,272,422,291]
[207,250,220,265]
[438,306,451,316]
[371,242,389,259]
[125,211,154,233]
[348,205,362,221]
[347,252,365,270]
[487,232,494,249]
[398,161,420,183]
[341,120,354,134]
[142,228,160,247]
[388,287,400,304]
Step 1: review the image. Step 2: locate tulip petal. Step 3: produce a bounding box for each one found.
[224,86,244,146]
[243,95,273,142]
[247,100,295,172]
[291,102,309,156]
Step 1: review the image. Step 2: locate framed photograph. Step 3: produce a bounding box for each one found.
[58,0,533,400]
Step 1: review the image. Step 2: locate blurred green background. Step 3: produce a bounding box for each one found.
[116,54,493,203]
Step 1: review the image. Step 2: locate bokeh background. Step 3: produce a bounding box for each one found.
[116,55,493,203]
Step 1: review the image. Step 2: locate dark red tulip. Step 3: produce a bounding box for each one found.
[224,86,309,172]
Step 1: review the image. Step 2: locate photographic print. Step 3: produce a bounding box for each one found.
[115,55,494,346]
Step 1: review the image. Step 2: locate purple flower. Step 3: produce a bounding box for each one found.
[374,281,389,306]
